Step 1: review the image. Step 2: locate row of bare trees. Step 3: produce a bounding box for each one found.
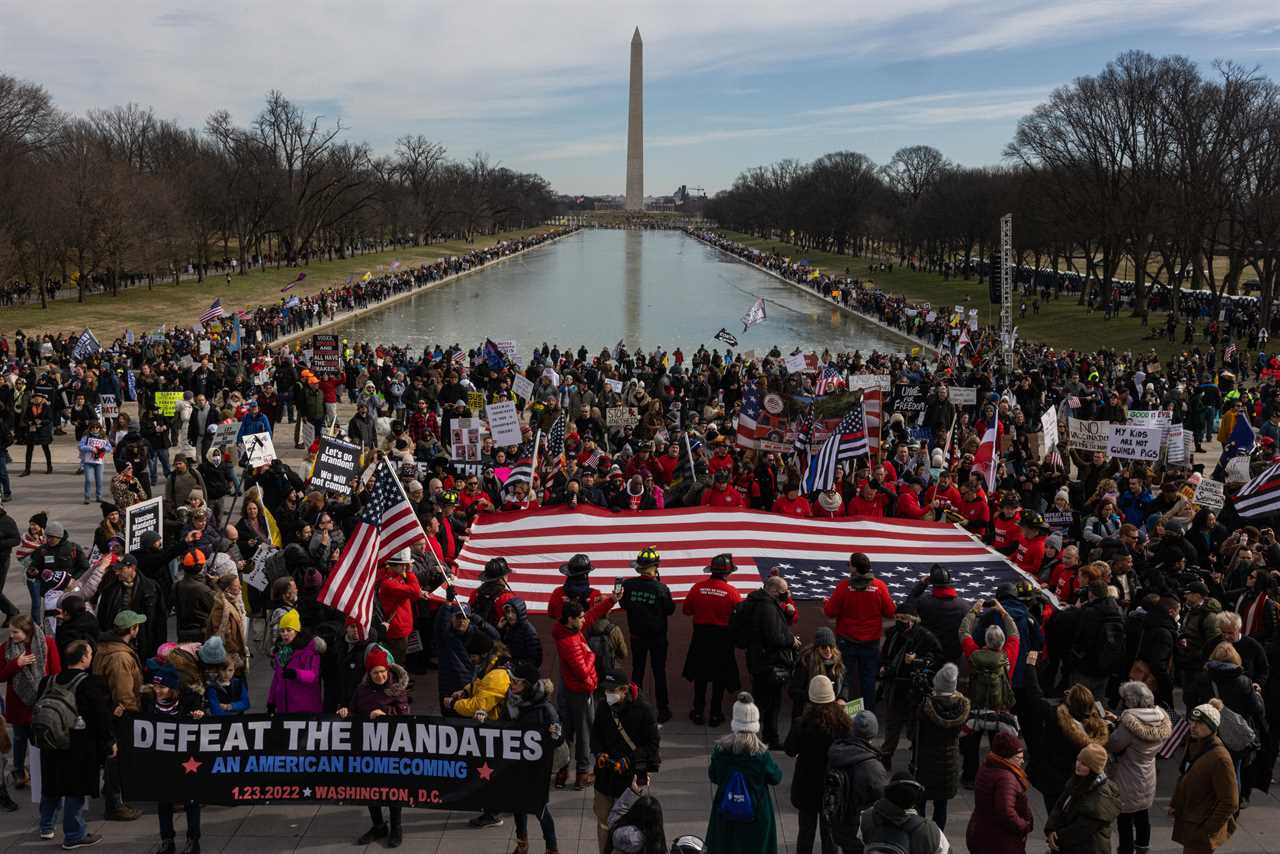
[706,51,1280,323]
[0,80,559,307]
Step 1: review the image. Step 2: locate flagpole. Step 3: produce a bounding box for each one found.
[685,432,697,486]
[530,428,542,483]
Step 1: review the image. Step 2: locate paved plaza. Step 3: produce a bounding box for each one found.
[0,414,1277,853]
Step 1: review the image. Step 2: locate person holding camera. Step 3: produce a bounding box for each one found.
[958,598,1020,788]
[591,670,661,854]
[878,601,942,768]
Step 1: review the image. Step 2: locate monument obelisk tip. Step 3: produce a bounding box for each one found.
[625,27,644,211]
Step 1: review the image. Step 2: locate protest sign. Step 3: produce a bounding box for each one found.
[605,378,623,394]
[154,392,182,417]
[211,422,239,449]
[892,386,926,417]
[466,391,486,412]
[116,713,552,812]
[1226,456,1252,485]
[1068,418,1110,454]
[300,421,316,450]
[484,401,523,447]
[1108,425,1161,461]
[511,374,534,401]
[241,432,276,467]
[1167,426,1186,465]
[848,375,891,392]
[1193,478,1226,511]
[607,407,641,429]
[244,544,277,592]
[948,386,978,406]
[1041,408,1059,451]
[100,394,118,422]
[310,437,361,495]
[125,497,163,553]
[199,339,211,356]
[311,334,341,376]
[451,419,482,461]
[784,352,807,374]
[493,340,519,363]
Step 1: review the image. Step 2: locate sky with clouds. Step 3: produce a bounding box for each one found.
[3,1,1279,197]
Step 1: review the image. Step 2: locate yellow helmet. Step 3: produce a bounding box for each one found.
[634,546,660,569]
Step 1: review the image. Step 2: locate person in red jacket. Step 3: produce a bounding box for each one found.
[681,553,742,726]
[552,580,620,790]
[1012,512,1050,578]
[822,552,896,703]
[376,549,425,665]
[955,481,991,536]
[989,494,1023,554]
[846,477,890,517]
[924,469,963,511]
[701,469,745,508]
[772,481,811,517]
[0,614,61,796]
[706,439,735,479]
[548,554,602,622]
[894,476,930,520]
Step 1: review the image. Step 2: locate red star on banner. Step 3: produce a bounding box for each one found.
[476,762,494,781]
[181,756,202,774]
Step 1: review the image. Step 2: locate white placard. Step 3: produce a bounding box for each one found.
[1167,426,1186,464]
[300,421,316,449]
[485,400,523,447]
[1193,478,1226,511]
[948,386,978,406]
[1041,407,1059,451]
[1226,456,1252,484]
[605,378,624,394]
[1069,418,1111,454]
[494,339,519,364]
[512,374,534,401]
[240,432,277,467]
[1107,425,1161,461]
[784,352,807,374]
[211,421,239,449]
[451,418,483,461]
[245,544,277,591]
[849,374,891,392]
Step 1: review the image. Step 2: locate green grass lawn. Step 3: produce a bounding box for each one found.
[717,229,1184,359]
[2,226,555,339]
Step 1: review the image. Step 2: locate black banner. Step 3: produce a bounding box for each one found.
[118,713,552,811]
[311,334,341,377]
[310,437,361,495]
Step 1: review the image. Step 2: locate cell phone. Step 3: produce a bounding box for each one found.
[984,599,997,608]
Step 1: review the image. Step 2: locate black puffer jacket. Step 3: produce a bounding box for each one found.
[907,582,971,663]
[742,588,795,676]
[913,691,970,800]
[499,597,542,669]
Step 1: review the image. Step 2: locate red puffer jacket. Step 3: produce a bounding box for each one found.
[377,571,421,640]
[552,594,616,693]
[967,754,1033,854]
[822,576,895,642]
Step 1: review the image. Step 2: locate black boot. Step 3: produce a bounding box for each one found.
[356,825,387,845]
[156,841,176,854]
[181,838,201,854]
[388,825,403,848]
[0,785,16,812]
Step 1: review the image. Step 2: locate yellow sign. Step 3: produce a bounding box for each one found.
[154,391,182,417]
[467,391,485,411]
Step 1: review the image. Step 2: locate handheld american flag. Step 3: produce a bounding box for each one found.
[199,298,226,324]
[804,404,869,492]
[317,458,427,631]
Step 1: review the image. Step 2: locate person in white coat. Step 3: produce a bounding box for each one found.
[1106,681,1172,854]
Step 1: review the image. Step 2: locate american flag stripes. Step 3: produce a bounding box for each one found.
[199,298,226,324]
[1158,714,1191,760]
[1235,462,1280,518]
[317,459,427,631]
[506,458,534,486]
[545,414,567,465]
[804,404,869,492]
[452,507,1036,612]
[1225,343,1239,362]
[815,365,842,396]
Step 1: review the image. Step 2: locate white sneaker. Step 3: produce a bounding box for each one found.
[40,830,55,840]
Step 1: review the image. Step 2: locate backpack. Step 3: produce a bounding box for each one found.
[861,812,926,854]
[587,621,617,683]
[717,770,755,822]
[1092,609,1128,674]
[729,600,755,650]
[968,649,1014,711]
[1211,684,1261,756]
[31,671,89,752]
[821,767,852,832]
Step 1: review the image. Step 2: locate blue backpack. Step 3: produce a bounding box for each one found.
[717,771,755,822]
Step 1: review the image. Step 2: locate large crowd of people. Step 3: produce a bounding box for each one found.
[1,226,1279,853]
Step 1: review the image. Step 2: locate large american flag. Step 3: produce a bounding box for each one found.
[318,458,426,630]
[452,507,1037,612]
[804,404,868,492]
[199,298,225,324]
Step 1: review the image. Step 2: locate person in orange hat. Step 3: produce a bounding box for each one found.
[174,548,214,643]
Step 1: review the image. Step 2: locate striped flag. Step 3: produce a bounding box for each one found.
[544,414,567,466]
[14,531,41,562]
[1158,713,1191,760]
[317,458,427,631]
[1225,343,1239,362]
[199,299,225,324]
[452,507,1038,612]
[1234,461,1280,518]
[804,404,869,492]
[506,458,534,486]
[281,272,306,292]
[815,365,843,397]
[583,448,602,470]
[741,297,767,332]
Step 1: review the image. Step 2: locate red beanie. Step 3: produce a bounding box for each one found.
[365,647,391,673]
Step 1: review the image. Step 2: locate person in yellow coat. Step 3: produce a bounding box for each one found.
[444,634,512,721]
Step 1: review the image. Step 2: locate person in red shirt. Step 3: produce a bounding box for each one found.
[547,554,602,622]
[681,553,742,726]
[954,481,991,536]
[1012,512,1050,578]
[706,439,735,478]
[822,552,896,702]
[924,469,963,511]
[701,469,745,508]
[846,478,890,517]
[894,476,930,520]
[456,474,493,515]
[376,549,426,665]
[989,494,1023,555]
[653,442,680,486]
[772,483,811,517]
[552,579,620,789]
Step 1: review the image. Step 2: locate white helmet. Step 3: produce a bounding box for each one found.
[388,548,412,565]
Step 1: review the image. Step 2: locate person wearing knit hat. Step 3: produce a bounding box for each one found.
[788,627,847,718]
[913,661,970,830]
[277,608,301,636]
[861,772,944,854]
[1171,700,1239,851]
[707,692,784,854]
[784,673,852,853]
[1044,744,1120,854]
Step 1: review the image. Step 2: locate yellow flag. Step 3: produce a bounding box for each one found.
[362,272,372,282]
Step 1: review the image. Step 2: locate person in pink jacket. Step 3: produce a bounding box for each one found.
[267,609,326,714]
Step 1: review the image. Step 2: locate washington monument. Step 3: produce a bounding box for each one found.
[625,27,644,211]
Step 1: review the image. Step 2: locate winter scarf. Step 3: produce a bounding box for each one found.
[7,624,47,705]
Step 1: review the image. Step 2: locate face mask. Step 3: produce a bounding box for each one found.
[606,690,625,706]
